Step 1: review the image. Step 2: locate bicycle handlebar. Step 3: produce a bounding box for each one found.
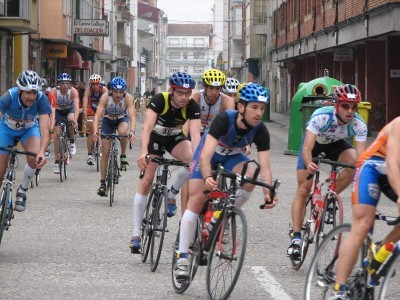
[209,162,281,209]
[139,154,188,179]
[0,146,37,158]
[375,213,400,226]
[306,152,355,180]
[100,133,128,140]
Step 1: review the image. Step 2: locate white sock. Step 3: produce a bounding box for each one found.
[20,164,36,190]
[132,193,148,237]
[168,167,190,198]
[178,209,198,254]
[235,190,252,208]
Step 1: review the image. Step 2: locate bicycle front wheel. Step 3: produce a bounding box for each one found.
[108,154,115,207]
[95,142,100,172]
[315,193,343,248]
[378,251,400,299]
[150,188,168,272]
[0,187,10,245]
[59,140,65,182]
[305,223,369,300]
[206,207,247,300]
[141,187,156,263]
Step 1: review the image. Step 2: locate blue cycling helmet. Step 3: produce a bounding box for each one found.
[57,73,72,82]
[169,72,195,90]
[239,83,269,103]
[110,76,126,90]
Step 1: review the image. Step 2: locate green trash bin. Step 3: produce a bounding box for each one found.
[300,103,327,132]
[262,101,270,122]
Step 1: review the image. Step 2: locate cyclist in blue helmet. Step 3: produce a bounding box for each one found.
[173,83,278,282]
[49,73,80,174]
[129,71,201,254]
[92,76,136,196]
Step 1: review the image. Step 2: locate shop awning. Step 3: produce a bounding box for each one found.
[63,49,82,69]
[81,61,91,70]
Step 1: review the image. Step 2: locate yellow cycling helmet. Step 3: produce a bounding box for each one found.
[202,69,226,87]
[236,82,252,102]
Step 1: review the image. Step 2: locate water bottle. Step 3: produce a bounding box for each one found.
[312,190,323,219]
[207,210,222,235]
[367,242,394,275]
[202,209,213,238]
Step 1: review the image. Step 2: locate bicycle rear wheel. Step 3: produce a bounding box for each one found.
[378,252,400,299]
[206,207,247,300]
[291,196,313,270]
[141,187,156,262]
[304,223,369,300]
[171,219,202,294]
[150,188,168,272]
[315,193,343,247]
[0,188,10,245]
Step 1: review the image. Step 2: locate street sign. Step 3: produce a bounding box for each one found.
[74,19,109,36]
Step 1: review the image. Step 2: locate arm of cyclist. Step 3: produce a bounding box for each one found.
[125,93,136,144]
[258,149,278,208]
[386,117,400,211]
[92,93,107,142]
[71,87,80,128]
[82,87,90,122]
[188,118,201,153]
[137,108,158,171]
[199,134,219,191]
[37,113,50,168]
[302,130,319,175]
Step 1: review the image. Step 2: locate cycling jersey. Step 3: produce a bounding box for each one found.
[0,87,52,151]
[147,92,200,136]
[199,90,222,133]
[190,110,270,179]
[306,106,367,144]
[103,92,127,120]
[88,86,107,115]
[56,87,74,110]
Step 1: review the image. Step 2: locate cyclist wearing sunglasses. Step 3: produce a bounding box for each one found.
[287,84,368,260]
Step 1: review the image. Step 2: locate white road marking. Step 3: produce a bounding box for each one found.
[251,266,293,300]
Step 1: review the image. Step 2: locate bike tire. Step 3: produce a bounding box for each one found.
[171,219,202,294]
[315,193,344,248]
[0,187,10,245]
[304,223,369,300]
[108,153,115,207]
[95,142,100,172]
[150,188,168,272]
[141,187,156,263]
[59,140,65,182]
[291,196,312,270]
[206,207,248,300]
[63,143,68,180]
[35,171,40,186]
[378,251,400,299]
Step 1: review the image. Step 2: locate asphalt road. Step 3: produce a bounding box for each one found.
[0,112,396,300]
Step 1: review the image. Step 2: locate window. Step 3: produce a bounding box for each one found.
[183,52,188,59]
[194,66,203,73]
[169,66,180,73]
[0,0,30,19]
[184,66,188,72]
[193,38,205,47]
[168,38,180,46]
[182,38,187,47]
[193,52,204,59]
[63,0,72,36]
[169,52,180,59]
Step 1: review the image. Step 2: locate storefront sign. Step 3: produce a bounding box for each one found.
[334,48,353,62]
[74,19,109,36]
[45,44,67,58]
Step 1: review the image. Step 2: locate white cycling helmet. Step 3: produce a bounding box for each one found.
[222,77,240,94]
[16,70,41,91]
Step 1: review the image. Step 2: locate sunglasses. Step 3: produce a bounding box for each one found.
[340,103,358,111]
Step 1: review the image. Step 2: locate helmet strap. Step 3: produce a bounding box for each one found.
[335,111,348,125]
[239,105,253,129]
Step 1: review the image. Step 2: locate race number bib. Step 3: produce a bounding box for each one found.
[5,115,35,130]
[153,124,181,136]
[215,144,243,156]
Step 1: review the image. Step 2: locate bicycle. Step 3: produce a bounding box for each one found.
[56,120,73,182]
[30,169,40,188]
[138,154,188,272]
[304,213,400,299]
[85,119,102,172]
[0,146,36,245]
[171,160,280,300]
[289,152,354,270]
[101,133,126,207]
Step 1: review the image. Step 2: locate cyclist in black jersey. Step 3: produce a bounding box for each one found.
[130,72,201,254]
